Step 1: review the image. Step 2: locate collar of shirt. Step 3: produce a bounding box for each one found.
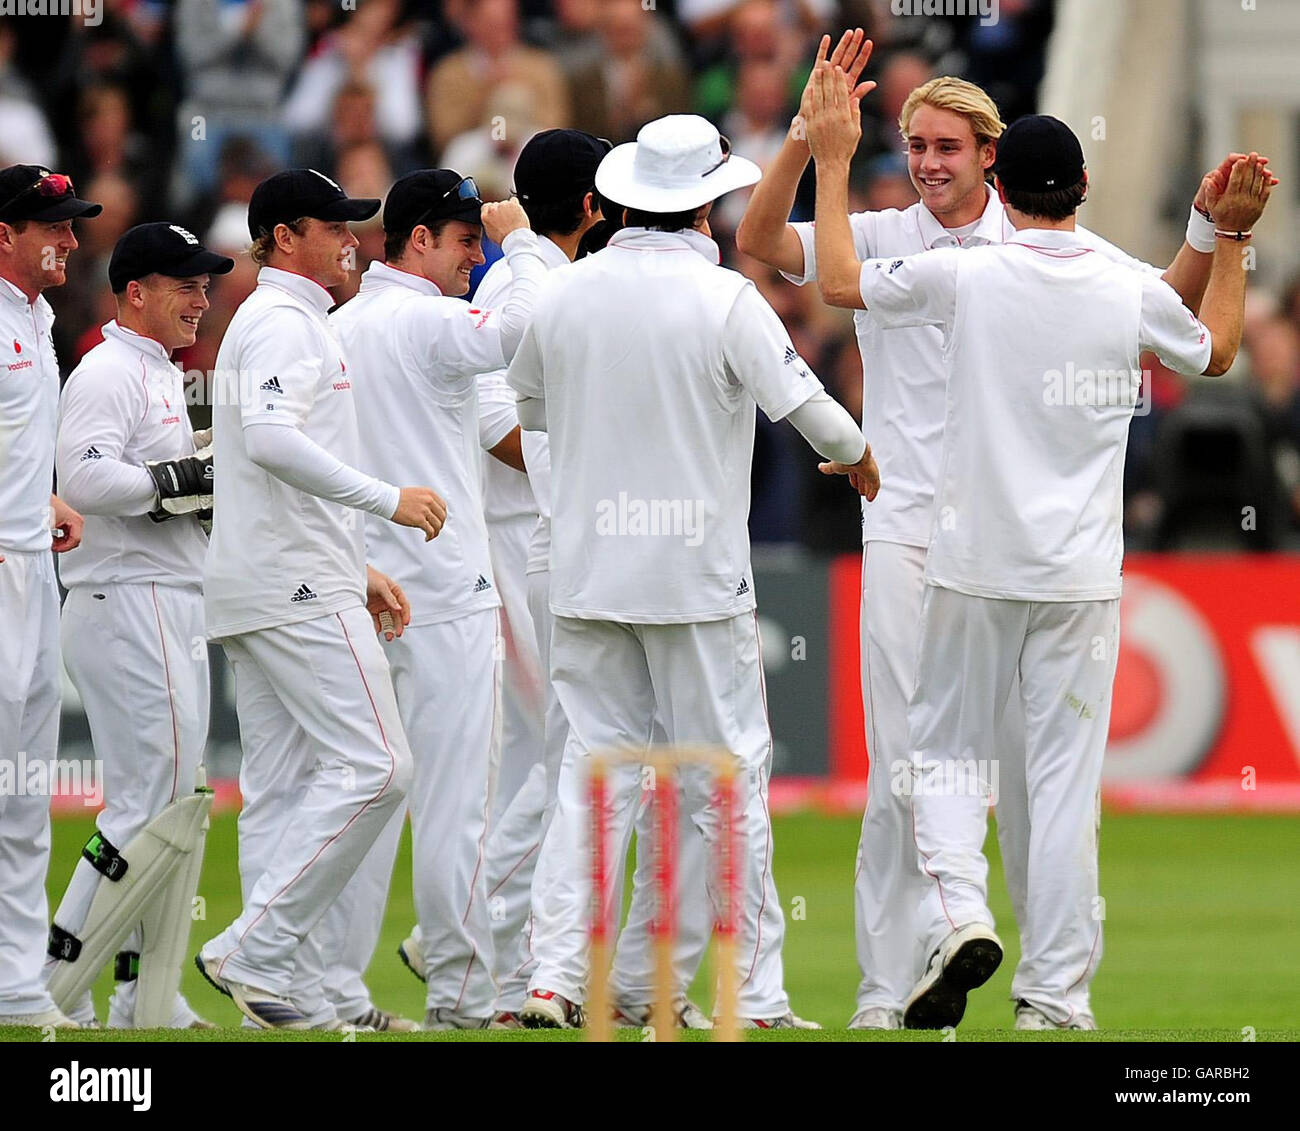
[607,227,721,265]
[101,319,175,365]
[0,273,31,308]
[359,259,444,297]
[915,184,1006,249]
[256,266,335,316]
[1004,227,1094,255]
[536,234,572,270]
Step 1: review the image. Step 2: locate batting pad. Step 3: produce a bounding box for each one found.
[48,789,214,1013]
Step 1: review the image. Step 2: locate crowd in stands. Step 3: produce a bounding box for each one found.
[2,0,1296,548]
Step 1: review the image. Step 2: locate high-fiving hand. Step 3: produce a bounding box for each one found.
[805,63,863,167]
[1213,153,1275,233]
[795,30,875,145]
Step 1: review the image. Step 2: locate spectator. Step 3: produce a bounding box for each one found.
[282,0,425,167]
[173,0,304,203]
[860,50,933,161]
[694,0,805,124]
[186,135,277,252]
[862,151,917,213]
[569,0,692,143]
[1246,316,1300,533]
[713,58,797,233]
[0,24,57,166]
[425,0,570,156]
[67,84,164,210]
[440,84,543,201]
[536,0,605,78]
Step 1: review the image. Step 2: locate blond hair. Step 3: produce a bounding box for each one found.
[249,217,309,267]
[898,77,1005,147]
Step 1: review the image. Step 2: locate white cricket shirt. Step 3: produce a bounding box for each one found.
[857,227,1213,601]
[204,267,379,637]
[472,235,573,573]
[786,186,1163,548]
[0,275,59,553]
[56,321,207,590]
[507,227,822,623]
[331,257,522,625]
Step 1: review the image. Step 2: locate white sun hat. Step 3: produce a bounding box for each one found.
[595,114,761,212]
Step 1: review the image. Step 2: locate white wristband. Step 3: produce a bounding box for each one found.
[1186,204,1217,253]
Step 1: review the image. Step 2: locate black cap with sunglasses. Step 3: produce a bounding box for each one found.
[383,170,484,236]
[0,165,102,223]
[247,168,380,240]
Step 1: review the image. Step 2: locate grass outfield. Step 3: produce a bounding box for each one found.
[5,810,1297,1041]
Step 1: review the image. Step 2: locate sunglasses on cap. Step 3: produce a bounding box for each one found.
[1,172,74,213]
[413,176,484,229]
[701,135,732,178]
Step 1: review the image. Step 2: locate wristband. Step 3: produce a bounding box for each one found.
[1186,204,1217,253]
[1214,229,1253,242]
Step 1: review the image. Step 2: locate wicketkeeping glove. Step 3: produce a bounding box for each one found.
[145,444,213,523]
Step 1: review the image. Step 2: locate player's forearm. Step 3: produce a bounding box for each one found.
[496,230,548,362]
[813,156,865,309]
[786,391,867,465]
[1199,238,1251,376]
[735,130,811,275]
[57,457,157,517]
[1161,243,1213,315]
[244,421,400,517]
[487,425,526,472]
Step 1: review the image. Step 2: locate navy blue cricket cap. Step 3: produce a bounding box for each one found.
[0,165,102,223]
[247,168,380,240]
[514,129,612,208]
[383,169,484,235]
[993,115,1086,193]
[109,223,235,294]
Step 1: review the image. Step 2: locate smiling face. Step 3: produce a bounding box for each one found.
[0,218,79,297]
[904,104,996,226]
[276,217,360,289]
[125,274,212,353]
[422,220,486,296]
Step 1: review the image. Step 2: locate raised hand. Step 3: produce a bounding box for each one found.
[796,30,876,142]
[481,199,531,245]
[1195,152,1276,220]
[1213,153,1275,233]
[805,64,862,166]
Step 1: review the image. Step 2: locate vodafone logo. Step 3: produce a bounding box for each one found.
[1104,575,1224,782]
[13,339,21,354]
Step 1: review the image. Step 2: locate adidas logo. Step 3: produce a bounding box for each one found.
[290,584,318,603]
[736,577,750,596]
[472,574,492,594]
[80,446,102,461]
[259,376,284,394]
[783,346,798,365]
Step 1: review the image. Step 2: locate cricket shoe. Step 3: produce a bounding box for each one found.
[424,1008,491,1030]
[313,1017,376,1032]
[194,953,310,1030]
[397,930,426,982]
[489,1011,523,1029]
[739,1011,822,1029]
[903,923,1003,1030]
[349,1006,421,1032]
[1014,1000,1097,1031]
[848,1006,903,1030]
[0,1007,79,1029]
[612,998,714,1030]
[519,989,586,1029]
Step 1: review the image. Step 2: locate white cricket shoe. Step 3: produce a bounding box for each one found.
[0,1007,80,1029]
[611,997,714,1030]
[1014,1000,1097,1031]
[903,923,1003,1030]
[194,953,310,1030]
[348,1006,421,1032]
[848,1005,903,1030]
[739,1011,822,1030]
[489,1010,524,1029]
[424,1007,491,1030]
[519,989,586,1029]
[396,929,426,982]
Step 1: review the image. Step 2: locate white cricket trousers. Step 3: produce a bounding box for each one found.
[200,606,412,1005]
[855,542,1030,1013]
[53,582,209,1025]
[908,584,1119,1026]
[488,571,712,1013]
[529,613,789,1018]
[0,551,61,1016]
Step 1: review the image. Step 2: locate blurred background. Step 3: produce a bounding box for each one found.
[15,0,1300,808]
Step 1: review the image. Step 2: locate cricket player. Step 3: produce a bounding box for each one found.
[805,69,1269,1026]
[326,169,548,1030]
[508,115,878,1029]
[737,30,1251,1028]
[195,169,446,1030]
[49,223,234,1029]
[0,165,97,1030]
[472,130,715,1030]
